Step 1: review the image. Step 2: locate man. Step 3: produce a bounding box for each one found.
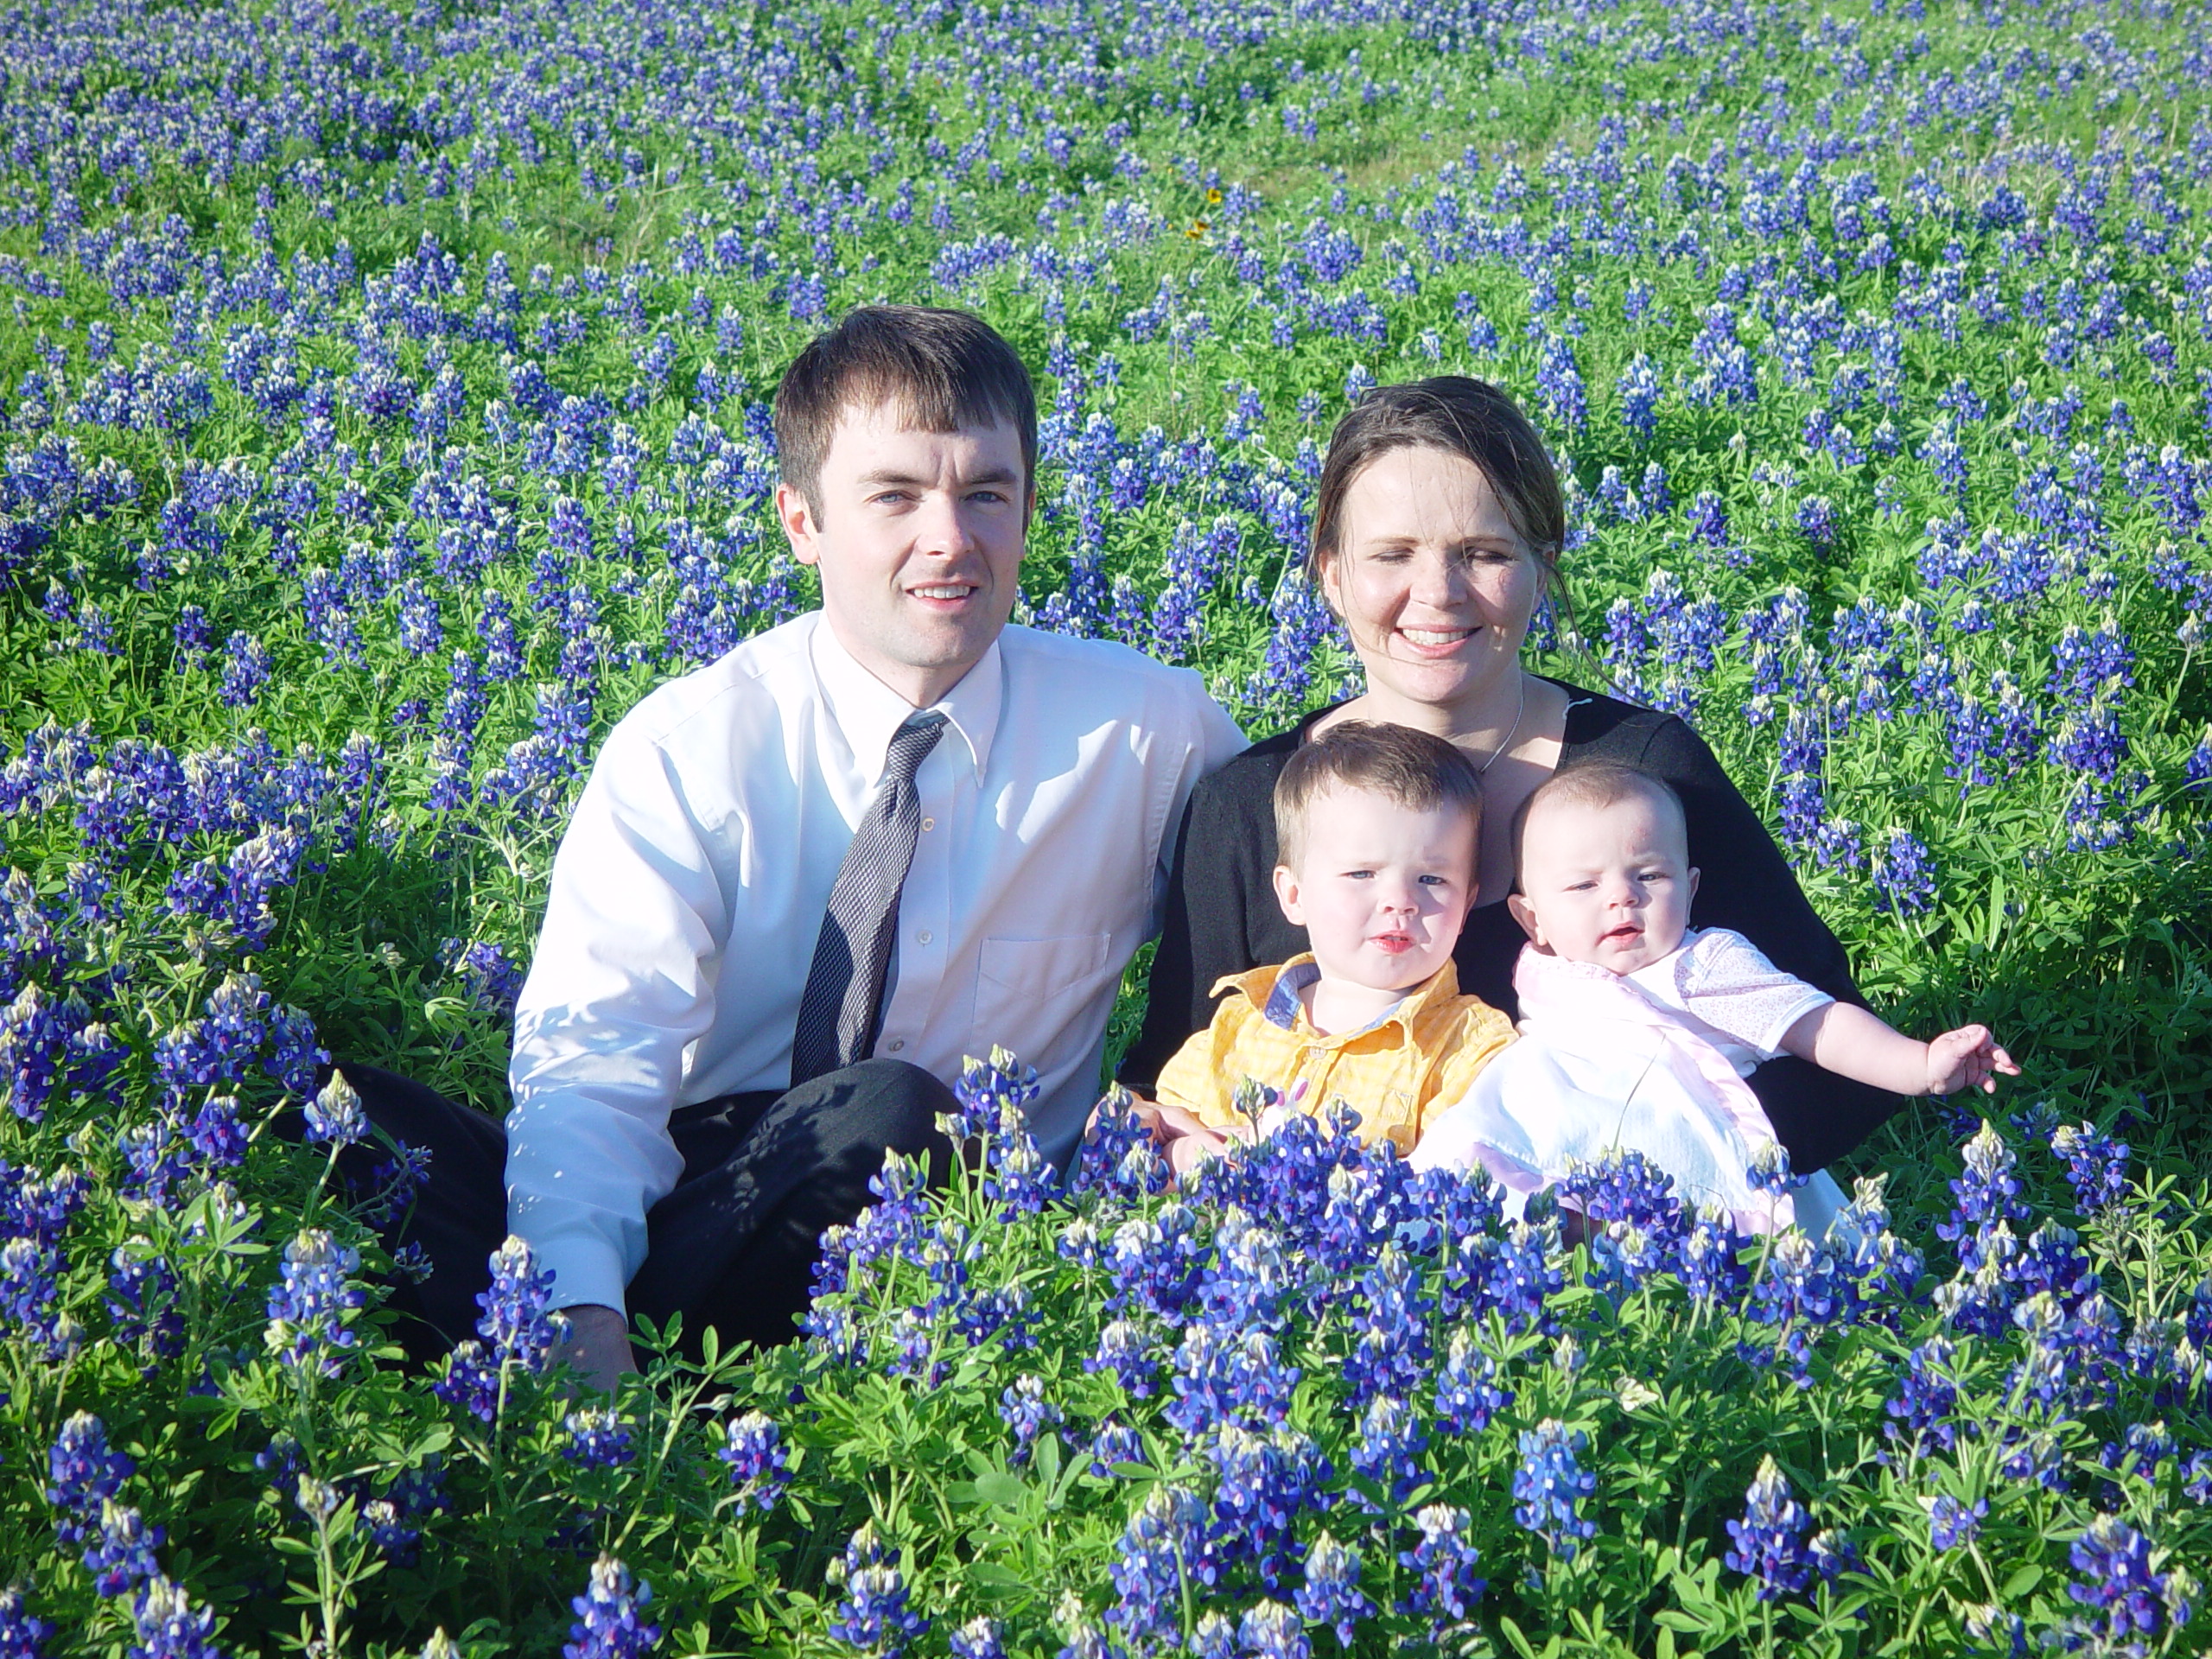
[350,305,1243,1389]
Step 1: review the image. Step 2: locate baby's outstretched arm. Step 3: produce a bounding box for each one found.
[1781,1003,2020,1096]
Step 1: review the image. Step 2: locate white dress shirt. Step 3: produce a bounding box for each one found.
[505,612,1246,1313]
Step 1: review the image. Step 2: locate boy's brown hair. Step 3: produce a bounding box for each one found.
[1510,762,1688,888]
[1274,720,1485,871]
[772,304,1038,512]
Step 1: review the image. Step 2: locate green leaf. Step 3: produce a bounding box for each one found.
[2001,1564,2044,1599]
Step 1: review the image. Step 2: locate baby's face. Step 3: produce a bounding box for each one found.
[1510,790,1698,975]
[1274,785,1478,994]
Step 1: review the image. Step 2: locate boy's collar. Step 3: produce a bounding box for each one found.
[1211,953,1464,1039]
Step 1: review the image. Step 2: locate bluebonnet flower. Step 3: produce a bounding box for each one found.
[999,1376,1063,1465]
[1070,1088,1173,1198]
[1433,1329,1512,1433]
[1237,1601,1309,1659]
[1203,1424,1330,1590]
[1088,1318,1156,1397]
[946,1618,1002,1659]
[129,1578,225,1659]
[1937,1126,2030,1265]
[828,1525,926,1657]
[1343,1245,1431,1404]
[1512,1421,1596,1560]
[1678,1209,1751,1308]
[1725,1456,1813,1599]
[1348,1395,1426,1510]
[1961,1603,2027,1656]
[435,1236,568,1420]
[303,1071,365,1146]
[1808,1529,1862,1584]
[83,1500,164,1597]
[563,1408,634,1471]
[107,1247,184,1360]
[1743,1232,1846,1383]
[1088,1419,1145,1478]
[218,632,270,707]
[2050,1122,2129,1215]
[1884,1336,1961,1453]
[263,1230,364,1375]
[1999,1426,2065,1491]
[1926,1494,1986,1551]
[1106,1202,1205,1319]
[0,1588,49,1657]
[721,1412,789,1512]
[1871,829,1936,916]
[1398,1503,1484,1623]
[2181,1451,2212,1503]
[564,1556,659,1659]
[474,1235,566,1371]
[1294,1534,1370,1646]
[1617,353,1662,439]
[1746,1142,1797,1199]
[1107,1483,1200,1646]
[2066,1516,2183,1645]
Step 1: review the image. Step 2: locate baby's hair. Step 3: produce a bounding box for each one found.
[1510,762,1688,888]
[1274,721,1484,871]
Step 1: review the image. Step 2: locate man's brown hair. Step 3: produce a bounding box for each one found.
[772,304,1038,511]
[1510,761,1688,889]
[1274,720,1485,872]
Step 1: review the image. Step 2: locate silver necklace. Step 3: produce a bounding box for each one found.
[1475,673,1527,777]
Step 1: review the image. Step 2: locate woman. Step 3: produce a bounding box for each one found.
[1121,377,1897,1175]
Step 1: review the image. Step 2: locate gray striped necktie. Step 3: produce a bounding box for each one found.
[790,709,949,1087]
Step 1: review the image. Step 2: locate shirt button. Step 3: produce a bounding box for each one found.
[917,931,932,944]
[920,817,935,831]
[887,1038,906,1053]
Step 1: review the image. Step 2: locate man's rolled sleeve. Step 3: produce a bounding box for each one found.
[505,721,729,1313]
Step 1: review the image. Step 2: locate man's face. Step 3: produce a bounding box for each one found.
[776,406,1030,706]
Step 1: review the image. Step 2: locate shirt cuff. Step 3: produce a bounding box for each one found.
[506,1197,635,1317]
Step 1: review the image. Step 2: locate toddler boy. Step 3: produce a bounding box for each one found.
[1149,721,1514,1174]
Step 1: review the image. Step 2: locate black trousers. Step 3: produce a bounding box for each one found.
[332,1058,957,1363]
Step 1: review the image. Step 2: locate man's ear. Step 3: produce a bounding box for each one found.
[1506,891,1544,944]
[1271,863,1305,927]
[775,480,821,565]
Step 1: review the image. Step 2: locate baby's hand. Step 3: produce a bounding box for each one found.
[1925,1025,2020,1096]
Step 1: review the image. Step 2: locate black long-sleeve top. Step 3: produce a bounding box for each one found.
[1121,680,1903,1173]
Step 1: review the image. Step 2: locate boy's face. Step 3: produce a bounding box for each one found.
[775,404,1031,706]
[1272,785,1479,995]
[1508,790,1700,975]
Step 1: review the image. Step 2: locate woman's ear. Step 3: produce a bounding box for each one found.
[1506,891,1544,944]
[1271,863,1306,926]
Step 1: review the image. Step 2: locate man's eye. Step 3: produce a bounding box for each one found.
[969,489,1007,504]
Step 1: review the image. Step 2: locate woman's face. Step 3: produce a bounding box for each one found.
[1319,445,1542,715]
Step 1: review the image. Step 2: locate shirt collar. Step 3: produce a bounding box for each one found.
[1213,953,1464,1042]
[809,613,1001,785]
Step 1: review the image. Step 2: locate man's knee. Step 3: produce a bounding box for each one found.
[834,1058,958,1150]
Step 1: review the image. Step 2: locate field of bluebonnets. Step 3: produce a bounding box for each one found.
[3,0,2212,1650]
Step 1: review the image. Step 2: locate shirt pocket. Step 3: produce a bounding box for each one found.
[977,932,1113,1003]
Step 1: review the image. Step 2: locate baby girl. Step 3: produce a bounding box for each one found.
[1411,762,2016,1234]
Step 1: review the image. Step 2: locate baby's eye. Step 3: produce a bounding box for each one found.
[1341,868,1376,880]
[1417,873,1450,887]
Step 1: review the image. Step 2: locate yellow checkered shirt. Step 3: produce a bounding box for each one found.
[1154,954,1516,1155]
